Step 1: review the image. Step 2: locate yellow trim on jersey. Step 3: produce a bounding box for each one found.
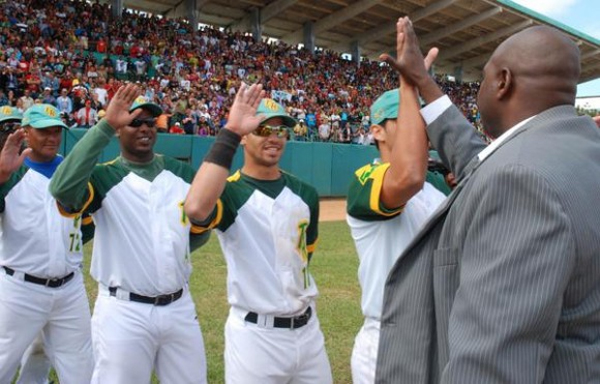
[194,199,224,231]
[100,157,120,166]
[307,239,318,254]
[190,224,209,234]
[56,183,95,218]
[369,163,405,217]
[227,170,241,182]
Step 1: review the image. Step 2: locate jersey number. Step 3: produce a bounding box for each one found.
[69,216,82,252]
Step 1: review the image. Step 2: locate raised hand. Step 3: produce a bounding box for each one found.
[380,17,439,86]
[104,83,142,131]
[0,129,32,184]
[225,83,265,136]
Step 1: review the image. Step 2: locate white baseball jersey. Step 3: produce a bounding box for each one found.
[347,161,447,320]
[0,165,84,277]
[76,155,202,296]
[197,170,319,316]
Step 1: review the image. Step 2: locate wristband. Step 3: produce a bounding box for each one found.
[204,128,241,169]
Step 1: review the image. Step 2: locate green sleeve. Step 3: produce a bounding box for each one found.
[306,188,319,262]
[49,120,116,212]
[346,162,404,221]
[189,231,211,252]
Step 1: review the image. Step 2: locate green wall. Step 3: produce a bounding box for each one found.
[61,129,378,197]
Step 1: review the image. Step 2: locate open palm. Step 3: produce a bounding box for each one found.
[0,129,31,183]
[226,83,265,136]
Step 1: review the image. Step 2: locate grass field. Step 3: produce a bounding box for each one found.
[45,220,362,383]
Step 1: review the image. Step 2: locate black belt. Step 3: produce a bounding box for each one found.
[109,287,183,306]
[3,266,74,288]
[244,307,312,329]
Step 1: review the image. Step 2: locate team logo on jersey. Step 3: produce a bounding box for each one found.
[296,220,311,288]
[263,99,280,112]
[356,164,377,185]
[178,201,189,226]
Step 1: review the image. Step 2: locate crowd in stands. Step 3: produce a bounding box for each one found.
[0,0,484,143]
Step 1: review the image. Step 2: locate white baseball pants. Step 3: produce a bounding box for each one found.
[91,286,207,384]
[225,306,332,384]
[0,269,93,384]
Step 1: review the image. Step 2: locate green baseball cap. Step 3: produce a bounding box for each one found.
[22,104,68,129]
[257,98,297,128]
[130,96,163,117]
[370,89,400,126]
[0,106,23,124]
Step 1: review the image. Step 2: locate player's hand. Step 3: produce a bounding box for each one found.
[0,128,31,184]
[593,115,600,128]
[224,83,265,136]
[379,17,438,87]
[104,83,142,131]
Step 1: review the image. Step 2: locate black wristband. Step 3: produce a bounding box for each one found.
[204,128,242,169]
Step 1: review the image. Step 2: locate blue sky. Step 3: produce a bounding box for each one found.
[511,0,600,97]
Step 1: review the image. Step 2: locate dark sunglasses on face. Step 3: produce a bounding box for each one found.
[0,122,19,132]
[129,118,157,128]
[253,125,289,138]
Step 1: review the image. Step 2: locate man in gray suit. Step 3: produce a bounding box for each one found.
[375,17,600,383]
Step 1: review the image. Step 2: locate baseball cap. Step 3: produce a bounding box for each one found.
[0,106,23,124]
[370,89,400,126]
[22,104,68,129]
[257,98,297,128]
[44,87,51,91]
[130,96,162,117]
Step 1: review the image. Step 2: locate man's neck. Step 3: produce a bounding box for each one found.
[241,164,281,181]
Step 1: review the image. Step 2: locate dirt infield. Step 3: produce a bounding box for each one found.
[320,198,347,222]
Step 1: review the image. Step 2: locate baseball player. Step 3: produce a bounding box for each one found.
[185,84,333,384]
[0,106,52,384]
[0,104,94,383]
[346,85,447,382]
[50,84,210,383]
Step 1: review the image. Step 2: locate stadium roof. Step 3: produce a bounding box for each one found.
[122,0,600,83]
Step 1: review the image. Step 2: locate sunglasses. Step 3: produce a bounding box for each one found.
[129,118,157,128]
[0,122,19,132]
[253,125,289,138]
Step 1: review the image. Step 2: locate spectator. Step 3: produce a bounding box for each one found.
[75,99,97,128]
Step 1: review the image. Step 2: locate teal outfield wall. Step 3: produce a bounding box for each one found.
[61,129,379,197]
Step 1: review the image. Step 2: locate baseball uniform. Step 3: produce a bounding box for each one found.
[346,161,446,384]
[50,116,209,383]
[0,105,94,384]
[196,169,333,384]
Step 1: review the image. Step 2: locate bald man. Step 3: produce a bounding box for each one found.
[375,18,600,384]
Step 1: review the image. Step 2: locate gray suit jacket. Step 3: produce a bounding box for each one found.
[376,104,600,383]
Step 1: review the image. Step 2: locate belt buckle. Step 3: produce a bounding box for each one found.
[46,278,58,287]
[154,293,174,306]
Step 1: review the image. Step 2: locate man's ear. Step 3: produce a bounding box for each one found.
[240,134,247,146]
[497,68,512,100]
[370,124,386,143]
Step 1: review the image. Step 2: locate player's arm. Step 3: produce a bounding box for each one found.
[184,83,264,223]
[379,19,433,209]
[50,84,142,213]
